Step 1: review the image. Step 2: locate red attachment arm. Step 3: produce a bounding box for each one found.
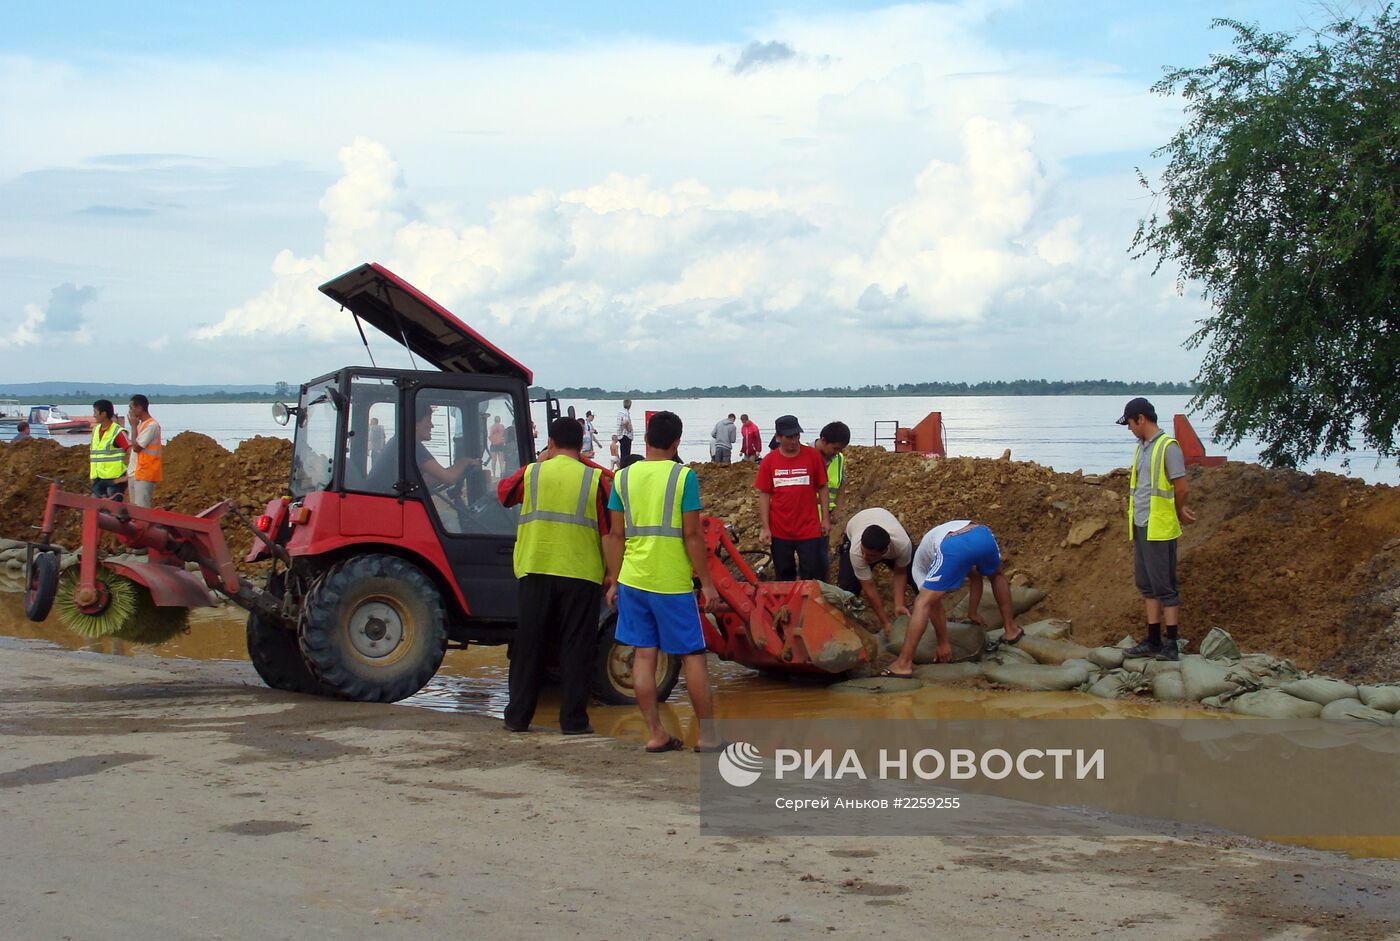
[1173,414,1227,468]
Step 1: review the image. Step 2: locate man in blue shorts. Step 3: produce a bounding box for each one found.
[883,520,1023,676]
[603,410,723,753]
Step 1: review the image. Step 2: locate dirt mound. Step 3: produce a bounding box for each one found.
[694,447,1400,681]
[0,433,292,565]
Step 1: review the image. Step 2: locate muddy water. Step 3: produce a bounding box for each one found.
[3,592,1396,859]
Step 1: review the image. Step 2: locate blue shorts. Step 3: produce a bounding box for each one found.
[922,526,1001,592]
[615,584,706,655]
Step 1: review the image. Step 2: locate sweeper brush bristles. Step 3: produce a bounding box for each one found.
[54,568,139,638]
[114,590,192,645]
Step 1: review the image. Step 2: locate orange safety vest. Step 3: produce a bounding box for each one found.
[133,418,163,482]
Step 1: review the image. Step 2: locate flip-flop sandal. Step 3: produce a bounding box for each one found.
[645,736,685,753]
[694,740,734,754]
[1003,629,1025,645]
[878,668,917,680]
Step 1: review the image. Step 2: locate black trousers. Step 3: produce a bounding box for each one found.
[771,536,827,581]
[506,574,601,732]
[618,435,633,460]
[828,537,907,596]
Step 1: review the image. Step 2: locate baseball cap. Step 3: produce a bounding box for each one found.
[774,415,803,436]
[1116,397,1156,425]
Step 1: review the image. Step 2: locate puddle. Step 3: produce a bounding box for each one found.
[2,591,1396,859]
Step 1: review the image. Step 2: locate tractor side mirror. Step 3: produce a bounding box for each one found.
[272,402,297,426]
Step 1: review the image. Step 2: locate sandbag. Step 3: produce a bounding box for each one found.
[1088,669,1148,700]
[1200,694,1228,709]
[1017,635,1093,666]
[1061,658,1099,675]
[1358,685,1400,713]
[1021,618,1072,640]
[1230,690,1323,719]
[1181,656,1241,702]
[1115,635,1136,649]
[831,676,923,694]
[1199,627,1239,661]
[1320,699,1393,726]
[984,645,1038,666]
[1087,647,1126,669]
[884,617,985,664]
[1123,657,1180,676]
[982,662,1090,692]
[1152,671,1187,702]
[948,586,1047,628]
[913,662,983,684]
[1280,677,1359,706]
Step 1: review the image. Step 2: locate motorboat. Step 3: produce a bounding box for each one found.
[24,405,94,436]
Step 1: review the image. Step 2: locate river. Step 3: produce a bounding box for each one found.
[26,395,1399,484]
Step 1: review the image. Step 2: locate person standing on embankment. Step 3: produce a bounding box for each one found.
[755,415,829,580]
[739,414,761,462]
[88,399,129,500]
[1118,397,1195,662]
[498,416,612,735]
[126,394,162,508]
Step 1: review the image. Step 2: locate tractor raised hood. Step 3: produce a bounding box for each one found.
[319,262,532,383]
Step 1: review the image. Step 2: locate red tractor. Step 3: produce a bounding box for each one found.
[25,263,681,705]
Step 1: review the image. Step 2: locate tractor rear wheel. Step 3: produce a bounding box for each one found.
[591,610,682,706]
[23,551,59,622]
[247,573,325,696]
[299,554,447,702]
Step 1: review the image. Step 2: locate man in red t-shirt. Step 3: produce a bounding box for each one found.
[755,415,829,580]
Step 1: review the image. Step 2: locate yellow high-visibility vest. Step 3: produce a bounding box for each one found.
[512,455,604,583]
[1128,434,1182,541]
[824,451,845,512]
[89,423,125,480]
[616,461,694,594]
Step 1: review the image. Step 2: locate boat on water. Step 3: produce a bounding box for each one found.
[1,405,96,435]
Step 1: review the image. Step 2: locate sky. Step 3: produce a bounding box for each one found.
[0,0,1367,390]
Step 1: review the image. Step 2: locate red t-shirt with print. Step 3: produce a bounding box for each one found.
[754,444,828,540]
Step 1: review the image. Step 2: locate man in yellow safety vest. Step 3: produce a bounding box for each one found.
[126,394,162,508]
[603,411,723,753]
[498,416,613,734]
[88,399,130,500]
[1118,398,1196,662]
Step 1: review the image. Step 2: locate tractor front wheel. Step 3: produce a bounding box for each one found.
[299,555,447,702]
[23,551,59,622]
[591,611,682,706]
[247,573,325,696]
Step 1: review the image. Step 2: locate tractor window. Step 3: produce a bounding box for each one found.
[411,389,522,536]
[346,378,398,494]
[290,382,339,498]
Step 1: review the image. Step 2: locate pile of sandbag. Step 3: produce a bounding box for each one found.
[997,625,1400,726]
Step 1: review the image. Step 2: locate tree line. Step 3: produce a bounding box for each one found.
[553,379,1196,399]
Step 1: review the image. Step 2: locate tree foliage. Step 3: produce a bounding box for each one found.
[1134,7,1400,467]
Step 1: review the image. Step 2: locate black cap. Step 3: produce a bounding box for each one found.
[774,415,803,436]
[1116,397,1156,425]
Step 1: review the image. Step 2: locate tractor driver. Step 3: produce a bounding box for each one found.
[367,403,480,494]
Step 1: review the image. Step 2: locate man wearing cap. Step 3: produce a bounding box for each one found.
[1117,397,1195,662]
[755,415,830,580]
[836,507,912,632]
